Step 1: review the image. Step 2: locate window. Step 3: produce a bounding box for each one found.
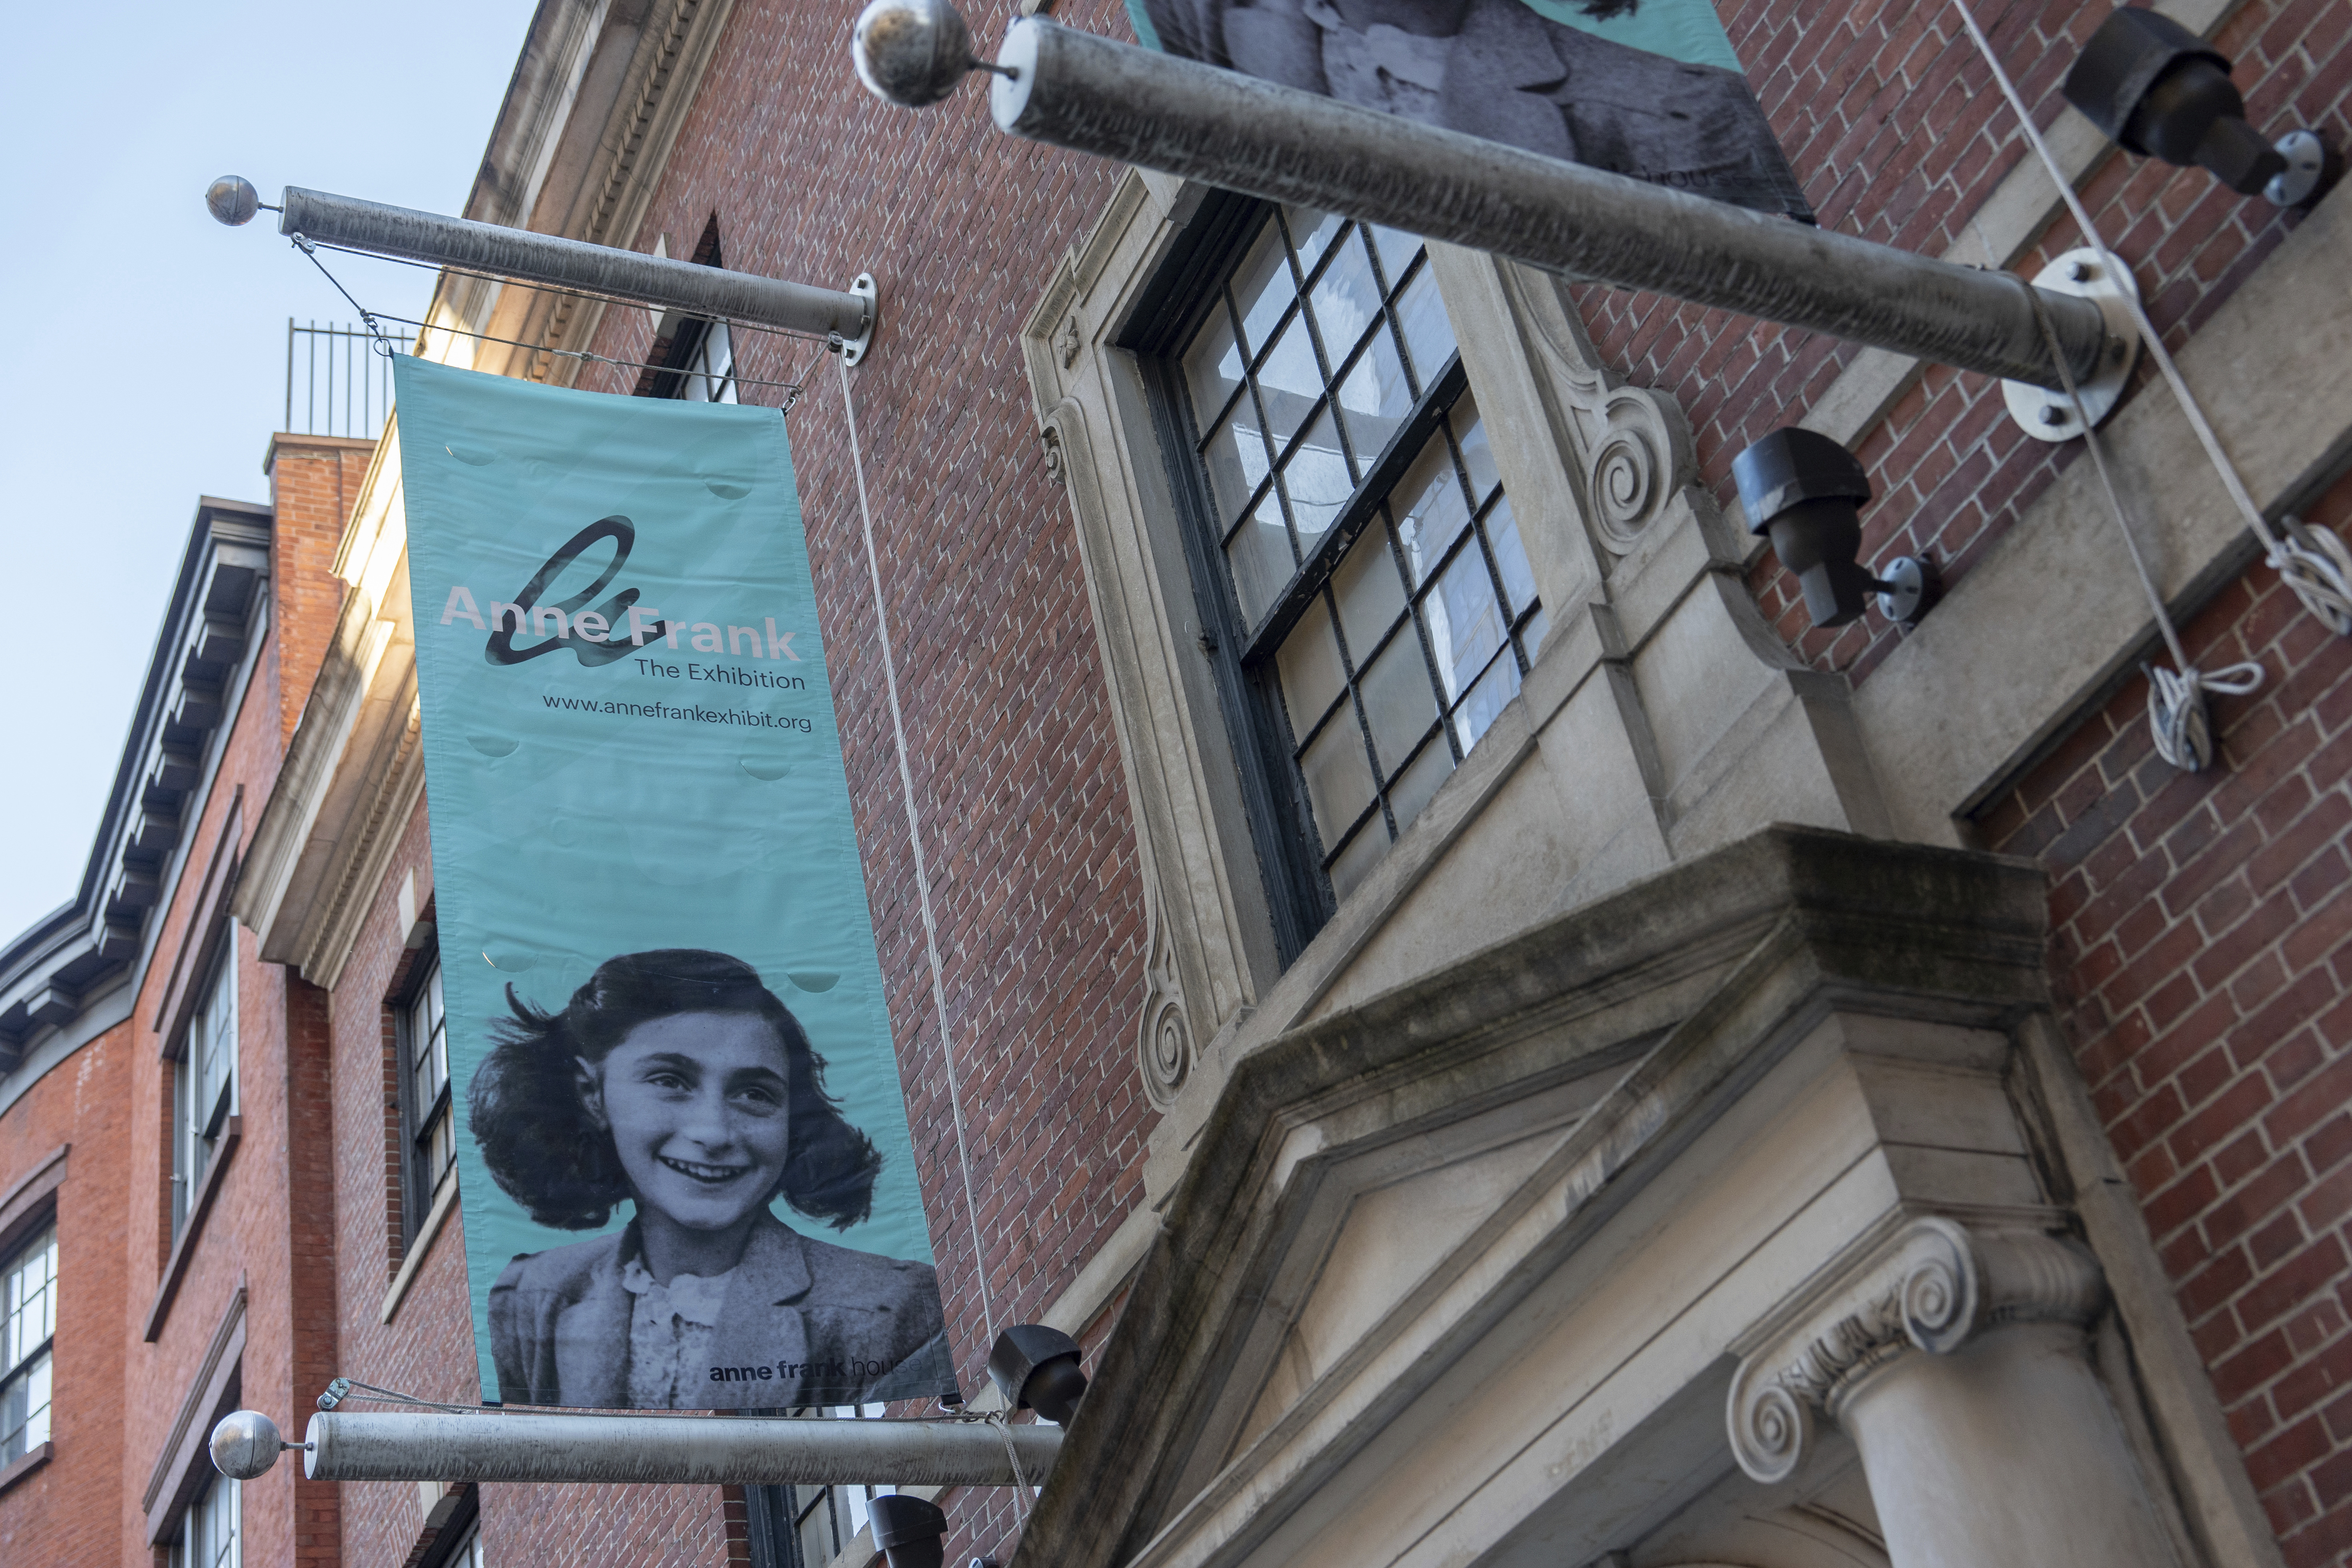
[681,320,738,405]
[401,961,454,1240]
[172,945,238,1238]
[1,1224,56,1463]
[636,216,737,405]
[440,1521,486,1568]
[172,1473,240,1568]
[747,1405,890,1568]
[1159,205,1545,932]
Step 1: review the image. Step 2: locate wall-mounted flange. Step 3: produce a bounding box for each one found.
[2267,129,2337,207]
[840,272,879,367]
[2002,248,2140,443]
[1874,553,1942,626]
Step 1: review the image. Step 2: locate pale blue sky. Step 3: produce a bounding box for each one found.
[0,0,539,941]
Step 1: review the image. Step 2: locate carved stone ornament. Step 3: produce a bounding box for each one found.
[1500,266,1696,558]
[1040,421,1067,488]
[1055,313,1083,370]
[1136,887,1194,1109]
[1726,1217,2106,1484]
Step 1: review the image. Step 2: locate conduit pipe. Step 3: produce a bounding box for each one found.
[223,1409,1061,1487]
[967,19,2117,392]
[275,187,875,343]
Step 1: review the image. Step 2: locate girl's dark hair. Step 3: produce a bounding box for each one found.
[469,948,882,1231]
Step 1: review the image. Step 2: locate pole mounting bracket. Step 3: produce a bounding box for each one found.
[2003,248,2141,442]
[841,274,880,368]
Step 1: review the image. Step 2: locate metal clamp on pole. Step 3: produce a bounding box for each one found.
[853,2,2124,397]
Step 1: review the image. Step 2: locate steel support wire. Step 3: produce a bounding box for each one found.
[277,187,872,341]
[300,1410,1063,1487]
[981,19,2112,392]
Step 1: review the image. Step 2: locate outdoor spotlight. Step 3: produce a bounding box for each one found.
[987,1323,1088,1426]
[210,1410,293,1480]
[2062,9,2334,206]
[871,1494,949,1568]
[1734,428,1937,630]
[206,174,261,227]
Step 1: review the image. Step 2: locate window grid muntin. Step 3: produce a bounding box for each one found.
[172,941,238,1240]
[1177,211,1543,899]
[1280,403,1541,878]
[1200,209,1436,615]
[408,962,454,1211]
[1,1224,56,1462]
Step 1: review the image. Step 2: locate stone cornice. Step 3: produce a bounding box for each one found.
[1727,1214,2106,1484]
[425,0,739,384]
[0,499,272,1079]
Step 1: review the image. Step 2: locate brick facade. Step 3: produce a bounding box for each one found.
[1983,463,2352,1568]
[0,1025,132,1566]
[6,0,2351,1564]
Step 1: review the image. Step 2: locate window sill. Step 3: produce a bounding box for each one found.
[144,1117,240,1342]
[0,1441,52,1497]
[381,1172,458,1325]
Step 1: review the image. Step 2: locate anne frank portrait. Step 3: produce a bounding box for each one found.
[470,949,953,1410]
[1141,0,1814,219]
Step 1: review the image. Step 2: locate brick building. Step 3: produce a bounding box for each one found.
[2,0,2350,1564]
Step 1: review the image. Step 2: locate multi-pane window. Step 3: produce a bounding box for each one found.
[747,1405,890,1568]
[1,1224,56,1463]
[1171,207,1546,910]
[441,1522,486,1568]
[403,961,454,1236]
[172,1473,239,1568]
[682,320,738,405]
[173,945,238,1238]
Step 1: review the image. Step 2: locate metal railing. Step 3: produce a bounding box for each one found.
[285,320,401,438]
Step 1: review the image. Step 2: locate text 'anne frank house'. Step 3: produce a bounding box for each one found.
[3,1,2351,1567]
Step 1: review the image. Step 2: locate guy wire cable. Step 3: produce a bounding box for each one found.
[1950,0,2352,638]
[831,342,1006,1400]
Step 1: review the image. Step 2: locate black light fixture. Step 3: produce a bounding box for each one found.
[1735,428,1938,630]
[987,1324,1089,1426]
[871,1496,950,1568]
[2062,8,2333,206]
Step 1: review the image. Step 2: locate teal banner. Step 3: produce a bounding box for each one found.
[1127,0,1812,219]
[392,356,955,1410]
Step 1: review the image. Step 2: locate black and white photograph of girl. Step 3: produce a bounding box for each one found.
[470,948,954,1409]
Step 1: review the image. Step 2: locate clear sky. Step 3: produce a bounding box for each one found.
[0,0,539,941]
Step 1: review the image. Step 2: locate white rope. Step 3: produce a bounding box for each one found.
[832,344,1001,1362]
[2017,270,2264,771]
[1950,0,2352,639]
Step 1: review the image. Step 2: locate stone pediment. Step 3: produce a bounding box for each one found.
[1013,825,2050,1568]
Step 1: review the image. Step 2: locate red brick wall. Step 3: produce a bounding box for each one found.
[1981,465,2352,1568]
[264,436,367,742]
[0,1023,132,1567]
[576,10,1156,1559]
[1568,0,2352,687]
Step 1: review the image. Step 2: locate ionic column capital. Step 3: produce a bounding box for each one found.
[1727,1216,2104,1483]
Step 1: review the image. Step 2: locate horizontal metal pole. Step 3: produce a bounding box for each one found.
[278,187,871,340]
[987,21,2109,392]
[302,1410,1059,1486]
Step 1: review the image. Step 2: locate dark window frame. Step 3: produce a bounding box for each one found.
[169,933,238,1243]
[1125,195,1543,958]
[0,1218,56,1466]
[395,957,452,1249]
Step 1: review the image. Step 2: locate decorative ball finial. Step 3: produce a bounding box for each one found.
[206,175,261,227]
[852,0,976,108]
[209,1410,284,1480]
